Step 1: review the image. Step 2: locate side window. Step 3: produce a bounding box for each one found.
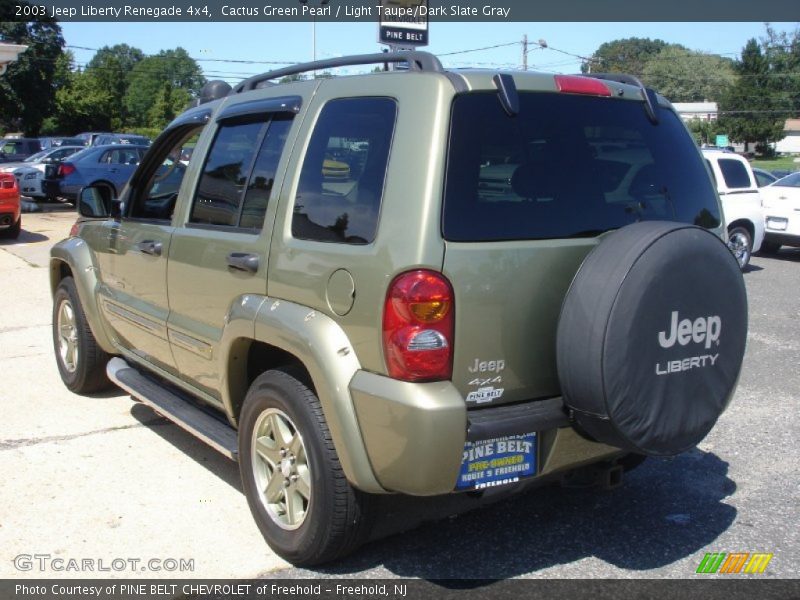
[240,116,293,229]
[128,126,205,221]
[189,116,291,230]
[292,98,397,244]
[718,159,752,189]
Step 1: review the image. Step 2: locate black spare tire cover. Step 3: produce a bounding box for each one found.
[556,221,747,456]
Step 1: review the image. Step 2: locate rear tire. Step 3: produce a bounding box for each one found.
[52,276,111,393]
[238,369,373,566]
[0,216,20,239]
[727,226,752,270]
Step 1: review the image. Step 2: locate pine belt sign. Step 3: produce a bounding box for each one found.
[378,0,429,47]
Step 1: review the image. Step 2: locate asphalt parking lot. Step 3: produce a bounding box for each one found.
[1,208,798,580]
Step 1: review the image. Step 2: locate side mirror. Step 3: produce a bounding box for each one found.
[78,185,114,219]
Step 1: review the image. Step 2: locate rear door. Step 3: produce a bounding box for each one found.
[442,89,723,407]
[166,97,300,400]
[86,146,143,195]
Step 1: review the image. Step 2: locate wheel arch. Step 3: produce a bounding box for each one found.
[91,179,118,196]
[218,296,385,494]
[49,239,116,354]
[727,218,754,240]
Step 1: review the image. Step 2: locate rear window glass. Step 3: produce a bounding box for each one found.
[443,93,721,242]
[718,158,752,189]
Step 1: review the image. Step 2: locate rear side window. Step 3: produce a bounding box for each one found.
[100,148,140,165]
[718,158,753,189]
[443,93,722,242]
[292,98,396,244]
[189,116,291,230]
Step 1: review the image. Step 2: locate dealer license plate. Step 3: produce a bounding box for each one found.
[456,432,537,490]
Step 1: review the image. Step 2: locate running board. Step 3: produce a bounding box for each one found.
[107,357,238,461]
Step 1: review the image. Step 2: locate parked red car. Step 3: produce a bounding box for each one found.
[0,172,21,239]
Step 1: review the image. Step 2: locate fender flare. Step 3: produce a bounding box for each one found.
[50,237,116,354]
[218,296,385,494]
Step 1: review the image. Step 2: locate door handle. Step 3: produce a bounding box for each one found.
[136,240,162,256]
[226,252,259,274]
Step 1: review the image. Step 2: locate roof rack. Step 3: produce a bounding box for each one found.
[583,72,660,124]
[232,51,445,94]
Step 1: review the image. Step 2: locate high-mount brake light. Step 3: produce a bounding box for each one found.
[383,270,454,382]
[554,75,612,97]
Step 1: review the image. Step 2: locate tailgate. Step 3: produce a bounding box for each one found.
[444,239,596,406]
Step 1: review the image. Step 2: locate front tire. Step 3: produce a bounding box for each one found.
[52,277,111,393]
[238,369,373,566]
[727,226,752,270]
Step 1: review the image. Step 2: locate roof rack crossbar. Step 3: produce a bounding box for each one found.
[583,72,660,124]
[232,51,444,94]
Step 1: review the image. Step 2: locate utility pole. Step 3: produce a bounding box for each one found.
[522,34,528,71]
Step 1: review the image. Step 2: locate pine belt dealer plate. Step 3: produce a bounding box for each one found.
[456,433,537,490]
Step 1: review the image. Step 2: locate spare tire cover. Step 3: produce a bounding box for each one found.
[556,221,747,456]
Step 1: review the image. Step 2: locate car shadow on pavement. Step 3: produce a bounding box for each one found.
[761,248,800,262]
[0,230,48,244]
[307,448,736,579]
[128,401,243,492]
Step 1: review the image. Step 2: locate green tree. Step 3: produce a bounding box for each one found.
[718,38,792,151]
[582,37,672,79]
[687,119,722,146]
[52,67,115,133]
[124,48,205,127]
[761,25,800,114]
[642,47,735,102]
[0,19,65,135]
[147,82,192,129]
[85,44,144,128]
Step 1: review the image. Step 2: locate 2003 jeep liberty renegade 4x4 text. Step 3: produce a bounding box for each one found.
[50,52,748,566]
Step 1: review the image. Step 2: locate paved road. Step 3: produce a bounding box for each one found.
[1,209,798,580]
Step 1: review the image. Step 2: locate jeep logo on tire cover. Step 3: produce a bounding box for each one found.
[658,311,721,350]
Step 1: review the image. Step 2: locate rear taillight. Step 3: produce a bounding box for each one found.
[0,173,17,190]
[69,221,79,237]
[58,163,76,177]
[554,75,612,97]
[383,270,454,382]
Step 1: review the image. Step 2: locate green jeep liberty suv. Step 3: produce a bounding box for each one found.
[50,52,748,566]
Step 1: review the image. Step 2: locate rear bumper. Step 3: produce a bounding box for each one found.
[764,232,800,247]
[43,179,78,200]
[764,212,800,246]
[349,371,609,495]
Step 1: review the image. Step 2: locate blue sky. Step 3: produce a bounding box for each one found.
[60,22,799,85]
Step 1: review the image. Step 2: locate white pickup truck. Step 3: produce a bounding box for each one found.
[701,148,765,270]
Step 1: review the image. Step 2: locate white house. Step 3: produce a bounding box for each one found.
[0,43,28,76]
[672,102,718,121]
[775,119,800,154]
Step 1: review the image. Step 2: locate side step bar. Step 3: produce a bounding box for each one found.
[107,357,238,461]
